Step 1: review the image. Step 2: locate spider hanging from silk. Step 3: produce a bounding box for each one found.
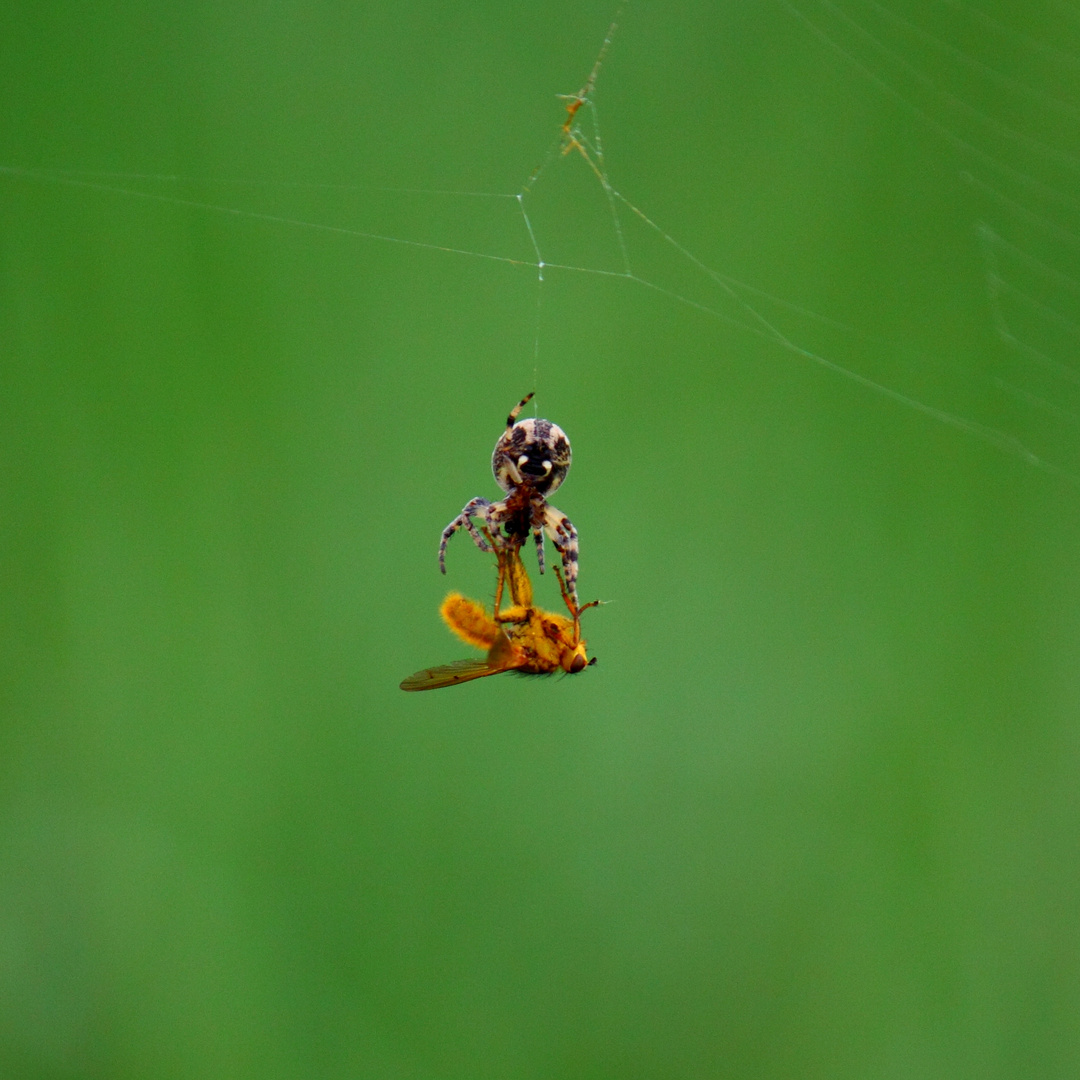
[438,393,582,608]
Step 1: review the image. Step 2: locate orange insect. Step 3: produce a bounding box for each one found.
[400,546,598,692]
[556,16,619,159]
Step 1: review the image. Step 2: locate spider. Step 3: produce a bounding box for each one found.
[438,392,582,608]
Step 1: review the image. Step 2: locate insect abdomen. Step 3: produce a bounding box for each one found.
[440,593,499,650]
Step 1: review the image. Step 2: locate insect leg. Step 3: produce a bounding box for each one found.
[483,529,509,617]
[504,545,534,608]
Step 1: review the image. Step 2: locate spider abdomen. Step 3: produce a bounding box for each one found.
[492,417,571,495]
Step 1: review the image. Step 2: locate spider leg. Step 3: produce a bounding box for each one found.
[533,526,546,575]
[552,564,577,624]
[438,497,494,573]
[543,505,579,607]
[482,502,517,553]
[526,499,547,577]
[552,560,598,642]
[506,392,534,431]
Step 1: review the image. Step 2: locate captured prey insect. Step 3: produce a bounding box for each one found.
[438,393,582,607]
[400,545,598,692]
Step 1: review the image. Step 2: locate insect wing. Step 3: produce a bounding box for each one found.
[400,658,500,692]
[400,629,525,692]
[402,652,524,691]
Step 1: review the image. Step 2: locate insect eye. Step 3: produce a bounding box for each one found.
[569,654,587,674]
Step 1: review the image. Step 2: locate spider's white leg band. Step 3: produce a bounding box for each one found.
[438,497,494,573]
[544,505,579,606]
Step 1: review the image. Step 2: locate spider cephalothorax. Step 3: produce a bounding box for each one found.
[439,393,582,608]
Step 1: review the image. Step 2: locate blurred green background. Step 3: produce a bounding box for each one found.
[3,1,1080,1077]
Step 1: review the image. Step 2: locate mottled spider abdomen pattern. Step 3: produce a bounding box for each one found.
[438,394,583,609]
[492,417,571,496]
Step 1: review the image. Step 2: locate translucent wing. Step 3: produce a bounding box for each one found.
[400,629,523,692]
[399,658,507,692]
